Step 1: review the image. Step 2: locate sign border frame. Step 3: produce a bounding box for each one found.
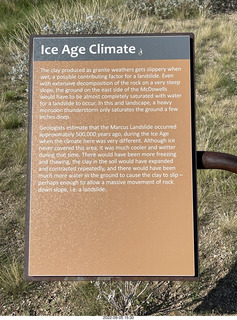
[25,32,199,281]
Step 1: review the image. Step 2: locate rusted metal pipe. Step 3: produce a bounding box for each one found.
[197,151,237,174]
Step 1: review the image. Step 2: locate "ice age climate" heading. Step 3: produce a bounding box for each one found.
[40,43,137,58]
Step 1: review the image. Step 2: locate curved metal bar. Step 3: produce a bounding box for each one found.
[197,151,237,174]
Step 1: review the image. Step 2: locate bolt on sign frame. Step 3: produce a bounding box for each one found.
[25,33,198,281]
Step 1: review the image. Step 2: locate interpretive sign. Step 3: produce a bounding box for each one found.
[25,34,198,280]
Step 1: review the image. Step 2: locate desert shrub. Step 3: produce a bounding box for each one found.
[93,281,153,315]
[10,53,28,82]
[126,0,237,16]
[10,15,121,82]
[126,0,208,18]
[70,281,175,316]
[92,281,178,316]
[208,0,237,13]
[40,15,121,35]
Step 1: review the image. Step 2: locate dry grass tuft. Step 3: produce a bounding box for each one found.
[0,258,26,297]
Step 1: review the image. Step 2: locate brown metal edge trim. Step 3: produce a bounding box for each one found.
[25,33,198,281]
[25,275,199,282]
[189,35,199,279]
[24,35,34,280]
[30,32,195,40]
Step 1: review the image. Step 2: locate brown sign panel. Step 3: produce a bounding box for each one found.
[25,34,198,280]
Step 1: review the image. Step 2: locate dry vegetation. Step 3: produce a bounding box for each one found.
[0,0,236,316]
